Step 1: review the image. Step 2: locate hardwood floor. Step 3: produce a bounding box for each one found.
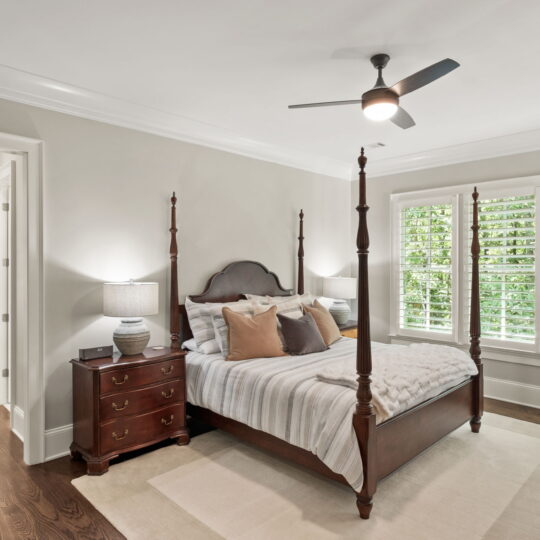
[0,400,537,539]
[0,406,124,540]
[485,397,540,424]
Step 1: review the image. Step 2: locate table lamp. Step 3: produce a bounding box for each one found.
[103,281,159,355]
[322,276,357,324]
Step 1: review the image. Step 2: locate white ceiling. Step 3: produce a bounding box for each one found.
[1,0,540,178]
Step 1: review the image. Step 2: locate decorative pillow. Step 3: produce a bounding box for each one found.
[244,293,298,304]
[253,297,303,321]
[184,298,216,348]
[223,305,287,361]
[198,339,221,355]
[302,299,342,345]
[209,300,256,356]
[277,312,328,355]
[245,293,315,306]
[181,338,199,352]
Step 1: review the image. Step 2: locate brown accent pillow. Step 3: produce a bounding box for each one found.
[223,305,287,361]
[277,312,328,355]
[302,299,342,345]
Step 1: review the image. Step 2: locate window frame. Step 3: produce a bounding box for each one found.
[390,175,540,357]
[391,193,460,343]
[463,184,537,353]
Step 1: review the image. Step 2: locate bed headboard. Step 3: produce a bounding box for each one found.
[190,260,293,304]
[168,195,301,344]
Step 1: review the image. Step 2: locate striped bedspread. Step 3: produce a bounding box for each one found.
[186,338,473,490]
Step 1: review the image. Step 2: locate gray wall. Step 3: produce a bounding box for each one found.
[0,98,351,430]
[351,150,540,391]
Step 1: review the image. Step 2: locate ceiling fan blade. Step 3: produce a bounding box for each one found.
[288,99,363,109]
[391,58,459,97]
[390,106,416,129]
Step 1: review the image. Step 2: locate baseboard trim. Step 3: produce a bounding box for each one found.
[44,424,73,462]
[12,405,24,442]
[484,377,540,409]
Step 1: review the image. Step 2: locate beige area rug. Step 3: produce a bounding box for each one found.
[72,412,540,540]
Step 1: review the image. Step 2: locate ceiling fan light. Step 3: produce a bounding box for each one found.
[363,102,398,121]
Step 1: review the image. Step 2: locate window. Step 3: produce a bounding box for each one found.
[473,194,536,344]
[392,178,539,354]
[400,203,453,333]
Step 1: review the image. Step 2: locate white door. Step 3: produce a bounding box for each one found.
[0,161,13,406]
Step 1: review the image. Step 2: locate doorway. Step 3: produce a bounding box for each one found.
[0,133,43,465]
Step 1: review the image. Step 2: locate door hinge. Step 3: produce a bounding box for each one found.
[1,368,8,378]
[1,313,8,323]
[1,203,8,211]
[2,258,8,267]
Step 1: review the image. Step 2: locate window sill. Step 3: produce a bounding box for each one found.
[389,334,540,368]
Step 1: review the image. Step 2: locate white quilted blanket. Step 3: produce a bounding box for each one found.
[317,343,478,422]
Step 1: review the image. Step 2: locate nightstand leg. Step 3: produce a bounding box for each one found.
[86,458,110,475]
[173,429,190,446]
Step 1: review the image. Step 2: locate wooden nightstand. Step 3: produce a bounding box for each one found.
[70,347,189,475]
[338,320,358,338]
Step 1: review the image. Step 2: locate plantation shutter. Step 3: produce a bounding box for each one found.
[399,203,453,333]
[471,194,536,343]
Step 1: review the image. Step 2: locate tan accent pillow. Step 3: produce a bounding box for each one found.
[302,299,342,345]
[223,305,287,361]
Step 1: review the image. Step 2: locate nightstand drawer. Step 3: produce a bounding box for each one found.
[100,403,184,455]
[100,379,184,421]
[100,359,184,395]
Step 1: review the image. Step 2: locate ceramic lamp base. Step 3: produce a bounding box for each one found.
[329,300,351,325]
[113,318,150,356]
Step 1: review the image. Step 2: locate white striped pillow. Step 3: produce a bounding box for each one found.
[253,297,304,321]
[209,301,256,356]
[185,297,249,351]
[185,298,215,348]
[244,293,315,306]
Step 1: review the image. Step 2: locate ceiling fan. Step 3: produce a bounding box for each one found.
[288,54,459,129]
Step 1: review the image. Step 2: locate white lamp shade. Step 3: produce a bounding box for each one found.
[323,277,357,300]
[103,282,159,317]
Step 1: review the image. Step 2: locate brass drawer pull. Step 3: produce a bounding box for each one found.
[112,429,128,441]
[112,374,128,385]
[161,365,173,376]
[161,389,174,399]
[112,400,129,411]
[161,415,174,426]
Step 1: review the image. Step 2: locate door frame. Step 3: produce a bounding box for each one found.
[0,132,43,465]
[0,160,14,409]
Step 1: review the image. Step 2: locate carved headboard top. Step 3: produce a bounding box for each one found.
[189,260,293,304]
[169,192,302,345]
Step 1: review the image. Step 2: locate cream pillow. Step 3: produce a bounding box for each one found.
[223,305,287,361]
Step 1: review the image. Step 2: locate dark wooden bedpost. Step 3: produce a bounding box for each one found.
[469,187,483,432]
[352,148,377,519]
[297,209,304,294]
[170,192,180,349]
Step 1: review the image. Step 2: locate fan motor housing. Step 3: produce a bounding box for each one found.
[361,87,399,110]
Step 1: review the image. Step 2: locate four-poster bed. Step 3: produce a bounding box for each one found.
[168,149,483,519]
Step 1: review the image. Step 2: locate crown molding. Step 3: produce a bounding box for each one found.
[0,64,351,179]
[2,65,540,182]
[365,128,540,178]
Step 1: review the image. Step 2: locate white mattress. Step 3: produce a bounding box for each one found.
[186,338,475,490]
